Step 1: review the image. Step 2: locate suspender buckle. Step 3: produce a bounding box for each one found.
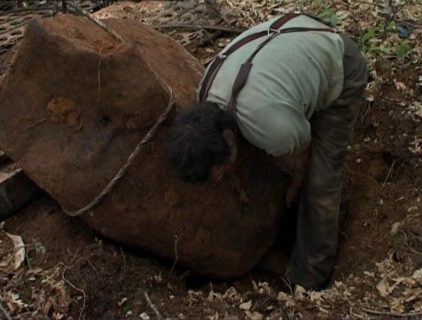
[267,28,281,37]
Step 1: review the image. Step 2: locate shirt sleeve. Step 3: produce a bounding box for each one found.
[238,103,311,156]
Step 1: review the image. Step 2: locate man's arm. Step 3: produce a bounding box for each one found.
[273,144,311,207]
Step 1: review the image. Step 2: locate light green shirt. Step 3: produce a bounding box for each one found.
[199,15,345,156]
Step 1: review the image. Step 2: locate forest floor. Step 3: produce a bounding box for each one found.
[0,1,421,319]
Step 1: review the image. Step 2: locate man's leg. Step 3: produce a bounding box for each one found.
[286,34,367,290]
[286,101,359,290]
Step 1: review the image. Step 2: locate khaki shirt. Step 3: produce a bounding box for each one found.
[199,15,345,156]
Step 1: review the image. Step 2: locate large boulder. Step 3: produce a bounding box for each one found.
[0,14,289,278]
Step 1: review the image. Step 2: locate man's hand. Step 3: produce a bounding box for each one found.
[273,145,311,207]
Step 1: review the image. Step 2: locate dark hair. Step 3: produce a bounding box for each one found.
[167,101,235,183]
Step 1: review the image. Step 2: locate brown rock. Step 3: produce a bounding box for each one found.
[0,15,289,278]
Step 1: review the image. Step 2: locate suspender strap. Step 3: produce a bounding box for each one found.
[224,13,300,56]
[198,13,299,102]
[199,13,338,117]
[227,26,337,115]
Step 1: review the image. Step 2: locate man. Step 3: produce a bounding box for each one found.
[167,13,367,290]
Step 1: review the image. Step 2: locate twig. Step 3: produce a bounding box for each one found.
[397,230,422,255]
[25,246,32,270]
[97,43,104,103]
[63,88,175,217]
[407,245,422,256]
[205,0,232,27]
[360,103,371,124]
[2,7,53,14]
[84,258,97,274]
[346,0,378,6]
[120,246,127,273]
[383,159,396,186]
[349,306,368,319]
[169,234,179,274]
[0,301,12,320]
[17,118,47,133]
[144,291,163,319]
[61,265,86,320]
[67,1,125,43]
[148,23,244,34]
[281,276,293,295]
[363,308,422,318]
[179,270,191,281]
[340,0,363,35]
[409,231,422,242]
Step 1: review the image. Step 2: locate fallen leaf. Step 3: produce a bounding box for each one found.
[245,311,263,320]
[412,269,422,285]
[207,290,222,302]
[310,291,323,302]
[294,285,306,301]
[223,287,240,301]
[376,279,391,297]
[277,291,289,301]
[394,79,407,91]
[0,232,25,273]
[239,300,252,310]
[139,312,150,320]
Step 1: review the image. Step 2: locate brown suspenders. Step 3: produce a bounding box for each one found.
[198,13,337,116]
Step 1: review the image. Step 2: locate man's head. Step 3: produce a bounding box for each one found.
[167,101,237,183]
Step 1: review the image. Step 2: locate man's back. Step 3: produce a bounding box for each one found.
[200,15,345,156]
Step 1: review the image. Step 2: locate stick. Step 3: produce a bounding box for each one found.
[1,7,53,14]
[62,266,86,320]
[97,44,104,103]
[382,159,395,186]
[149,23,244,34]
[204,0,233,27]
[0,301,12,320]
[17,118,47,133]
[363,308,422,318]
[144,291,163,319]
[84,258,97,274]
[281,276,293,295]
[120,246,127,273]
[169,234,179,274]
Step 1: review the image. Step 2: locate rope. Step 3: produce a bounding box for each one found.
[61,1,173,217]
[63,89,175,217]
[67,1,125,43]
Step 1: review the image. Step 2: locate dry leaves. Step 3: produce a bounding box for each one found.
[0,232,25,274]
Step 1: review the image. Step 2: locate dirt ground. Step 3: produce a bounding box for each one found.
[1,1,421,319]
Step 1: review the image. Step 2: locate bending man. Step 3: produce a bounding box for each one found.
[167,13,367,290]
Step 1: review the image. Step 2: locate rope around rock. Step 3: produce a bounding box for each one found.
[60,3,174,217]
[68,1,125,43]
[63,88,175,217]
